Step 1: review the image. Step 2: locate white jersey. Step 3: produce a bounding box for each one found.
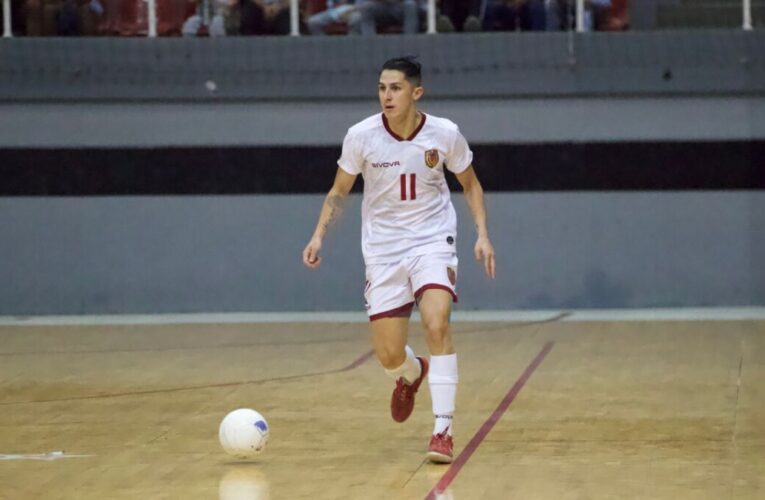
[338,112,473,265]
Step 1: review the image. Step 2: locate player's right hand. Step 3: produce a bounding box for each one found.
[302,237,323,269]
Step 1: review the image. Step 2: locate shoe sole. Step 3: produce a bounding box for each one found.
[427,450,453,464]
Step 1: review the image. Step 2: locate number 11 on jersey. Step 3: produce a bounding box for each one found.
[400,173,416,201]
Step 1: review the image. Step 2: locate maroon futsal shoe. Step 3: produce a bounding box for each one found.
[427,429,454,464]
[390,356,429,423]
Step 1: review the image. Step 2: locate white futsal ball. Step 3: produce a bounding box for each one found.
[219,409,270,459]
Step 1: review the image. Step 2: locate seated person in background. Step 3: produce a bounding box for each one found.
[602,0,628,30]
[239,0,291,34]
[357,0,420,35]
[306,0,361,35]
[481,0,546,31]
[25,0,102,36]
[546,0,611,31]
[182,0,238,36]
[436,0,481,32]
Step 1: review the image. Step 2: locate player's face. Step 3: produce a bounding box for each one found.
[378,70,423,120]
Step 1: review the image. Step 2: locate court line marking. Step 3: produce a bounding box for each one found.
[0,316,561,358]
[0,335,363,357]
[0,349,375,406]
[1,308,763,326]
[0,452,95,461]
[453,312,570,336]
[424,341,555,500]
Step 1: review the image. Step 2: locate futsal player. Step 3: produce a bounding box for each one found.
[303,56,495,463]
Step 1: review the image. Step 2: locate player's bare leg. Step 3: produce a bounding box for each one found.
[371,315,429,423]
[418,288,457,463]
[418,289,455,355]
[370,316,409,369]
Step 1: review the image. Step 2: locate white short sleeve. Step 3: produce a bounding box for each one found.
[444,127,473,174]
[337,132,363,175]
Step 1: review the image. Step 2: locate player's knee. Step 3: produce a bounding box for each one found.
[376,347,406,369]
[423,315,449,340]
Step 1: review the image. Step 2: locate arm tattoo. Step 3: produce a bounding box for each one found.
[321,194,345,234]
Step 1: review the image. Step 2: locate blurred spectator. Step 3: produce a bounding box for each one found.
[96,0,188,36]
[57,0,80,34]
[482,0,546,31]
[357,0,420,35]
[25,0,102,35]
[239,0,291,34]
[546,0,611,31]
[97,0,119,34]
[437,0,480,32]
[602,0,628,30]
[182,0,238,36]
[306,0,360,35]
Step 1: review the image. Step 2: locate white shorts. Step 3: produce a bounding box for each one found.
[364,252,458,321]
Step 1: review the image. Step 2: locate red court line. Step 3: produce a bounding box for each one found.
[341,349,375,371]
[425,341,554,500]
[0,349,376,406]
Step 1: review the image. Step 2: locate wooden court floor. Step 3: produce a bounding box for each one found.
[0,315,763,499]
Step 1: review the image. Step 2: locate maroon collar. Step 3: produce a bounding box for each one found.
[382,112,426,142]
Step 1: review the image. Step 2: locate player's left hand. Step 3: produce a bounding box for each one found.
[474,236,496,279]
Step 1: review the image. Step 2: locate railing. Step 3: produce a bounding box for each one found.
[2,0,10,38]
[0,0,759,38]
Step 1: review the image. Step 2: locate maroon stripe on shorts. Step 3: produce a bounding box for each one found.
[414,284,458,303]
[369,302,415,322]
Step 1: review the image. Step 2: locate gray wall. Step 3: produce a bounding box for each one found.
[2,32,763,101]
[1,192,763,314]
[2,96,765,148]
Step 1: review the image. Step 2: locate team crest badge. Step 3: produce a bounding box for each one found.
[424,149,439,168]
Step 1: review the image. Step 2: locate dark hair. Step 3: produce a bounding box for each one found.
[380,56,422,87]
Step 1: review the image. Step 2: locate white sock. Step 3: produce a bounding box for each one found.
[429,353,458,436]
[384,345,421,384]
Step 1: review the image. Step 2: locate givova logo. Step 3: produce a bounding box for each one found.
[372,161,400,168]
